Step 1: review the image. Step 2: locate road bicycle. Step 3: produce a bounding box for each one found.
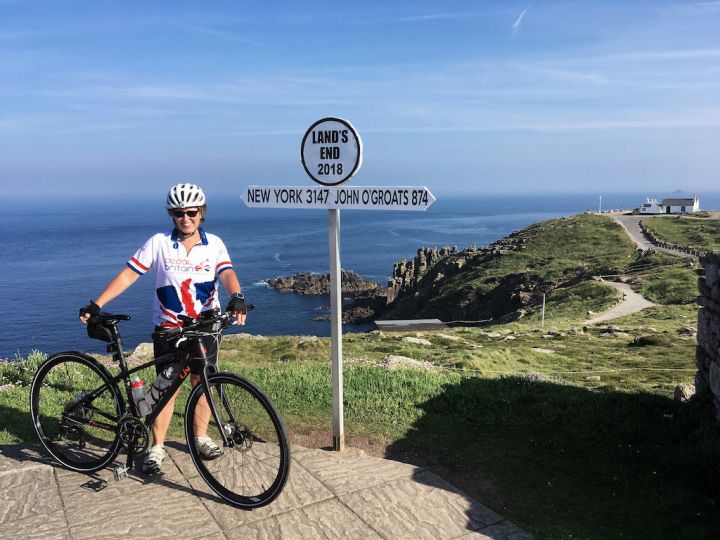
[29,308,290,509]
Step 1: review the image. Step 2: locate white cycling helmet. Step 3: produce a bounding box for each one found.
[166,183,206,209]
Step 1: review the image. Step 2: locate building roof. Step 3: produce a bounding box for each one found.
[660,198,695,206]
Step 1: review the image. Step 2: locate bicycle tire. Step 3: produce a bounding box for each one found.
[184,372,290,508]
[30,352,124,472]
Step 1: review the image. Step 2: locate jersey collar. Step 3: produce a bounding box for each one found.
[171,227,208,245]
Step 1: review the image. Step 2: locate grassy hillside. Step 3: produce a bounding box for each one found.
[642,215,720,251]
[382,213,639,322]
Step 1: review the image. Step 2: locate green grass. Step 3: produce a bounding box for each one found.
[632,264,700,305]
[642,216,720,251]
[2,322,715,539]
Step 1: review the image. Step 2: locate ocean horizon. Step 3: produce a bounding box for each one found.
[3,191,719,358]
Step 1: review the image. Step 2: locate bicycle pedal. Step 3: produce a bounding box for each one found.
[113,465,130,481]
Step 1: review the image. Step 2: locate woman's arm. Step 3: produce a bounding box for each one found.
[219,269,247,325]
[80,267,140,322]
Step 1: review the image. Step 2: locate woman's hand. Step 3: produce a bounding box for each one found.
[79,301,101,324]
[226,293,248,326]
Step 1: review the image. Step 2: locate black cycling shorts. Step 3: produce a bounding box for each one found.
[152,327,220,376]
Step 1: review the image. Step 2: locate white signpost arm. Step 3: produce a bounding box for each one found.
[328,208,344,451]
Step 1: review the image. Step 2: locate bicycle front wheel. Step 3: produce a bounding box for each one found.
[30,353,124,472]
[184,372,290,508]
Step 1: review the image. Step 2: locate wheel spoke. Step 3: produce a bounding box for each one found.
[186,373,289,508]
[31,355,122,472]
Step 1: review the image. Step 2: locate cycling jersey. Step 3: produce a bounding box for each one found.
[127,228,234,327]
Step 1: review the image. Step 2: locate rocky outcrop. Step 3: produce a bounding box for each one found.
[266,270,386,324]
[383,231,541,322]
[696,252,720,422]
[266,270,379,295]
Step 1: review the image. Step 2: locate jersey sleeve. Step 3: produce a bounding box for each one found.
[214,237,233,275]
[127,235,157,275]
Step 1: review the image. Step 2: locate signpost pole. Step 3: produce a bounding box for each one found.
[328,207,344,451]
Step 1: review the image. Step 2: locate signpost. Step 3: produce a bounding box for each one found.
[242,117,436,452]
[242,185,435,210]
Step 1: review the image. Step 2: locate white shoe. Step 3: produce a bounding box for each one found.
[195,436,223,460]
[142,444,166,474]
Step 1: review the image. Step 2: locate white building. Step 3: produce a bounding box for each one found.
[639,195,700,214]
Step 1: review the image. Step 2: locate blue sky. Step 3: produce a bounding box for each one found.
[1,0,718,197]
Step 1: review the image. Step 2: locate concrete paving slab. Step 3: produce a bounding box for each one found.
[54,455,188,510]
[222,499,384,540]
[186,457,334,530]
[265,499,382,540]
[294,447,421,496]
[0,465,63,524]
[0,444,51,473]
[64,476,222,539]
[459,520,534,539]
[164,439,200,479]
[0,443,533,539]
[340,470,504,540]
[0,509,69,540]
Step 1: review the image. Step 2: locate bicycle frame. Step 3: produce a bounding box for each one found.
[78,321,233,448]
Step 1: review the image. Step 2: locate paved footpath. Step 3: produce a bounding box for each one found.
[0,443,532,539]
[583,278,655,325]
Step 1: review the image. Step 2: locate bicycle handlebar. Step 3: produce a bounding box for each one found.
[160,305,255,338]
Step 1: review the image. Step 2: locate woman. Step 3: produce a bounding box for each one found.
[79,183,248,474]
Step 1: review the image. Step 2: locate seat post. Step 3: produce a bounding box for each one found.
[107,323,126,368]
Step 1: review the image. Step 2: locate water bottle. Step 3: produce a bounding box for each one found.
[131,376,151,417]
[146,361,180,409]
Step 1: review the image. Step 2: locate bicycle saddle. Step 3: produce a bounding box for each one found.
[96,312,131,322]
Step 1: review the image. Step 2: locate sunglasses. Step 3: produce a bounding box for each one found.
[172,209,200,218]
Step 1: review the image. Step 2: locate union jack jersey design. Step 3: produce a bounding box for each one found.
[127,228,234,327]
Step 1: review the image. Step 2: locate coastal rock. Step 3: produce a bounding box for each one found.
[266,269,386,324]
[436,333,462,341]
[130,343,154,360]
[266,270,379,295]
[381,355,436,371]
[401,336,432,346]
[674,384,695,403]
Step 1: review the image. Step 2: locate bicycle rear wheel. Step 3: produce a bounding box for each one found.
[30,353,124,472]
[184,372,290,508]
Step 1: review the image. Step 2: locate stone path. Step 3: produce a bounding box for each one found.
[0,443,532,539]
[612,214,699,258]
[583,278,655,325]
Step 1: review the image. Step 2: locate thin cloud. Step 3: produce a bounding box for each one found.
[398,12,483,22]
[188,26,261,47]
[512,7,529,37]
[362,115,720,134]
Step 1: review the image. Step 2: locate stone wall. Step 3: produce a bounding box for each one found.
[696,252,720,422]
[639,220,706,257]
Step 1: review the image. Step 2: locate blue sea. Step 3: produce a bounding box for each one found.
[2,192,718,358]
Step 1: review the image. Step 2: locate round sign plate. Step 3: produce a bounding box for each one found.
[301,117,362,186]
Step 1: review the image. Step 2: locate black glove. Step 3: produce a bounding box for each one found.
[79,300,101,319]
[226,293,247,314]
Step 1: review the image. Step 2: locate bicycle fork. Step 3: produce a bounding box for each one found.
[200,366,233,448]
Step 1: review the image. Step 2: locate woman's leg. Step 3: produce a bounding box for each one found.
[191,374,212,438]
[150,386,181,445]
